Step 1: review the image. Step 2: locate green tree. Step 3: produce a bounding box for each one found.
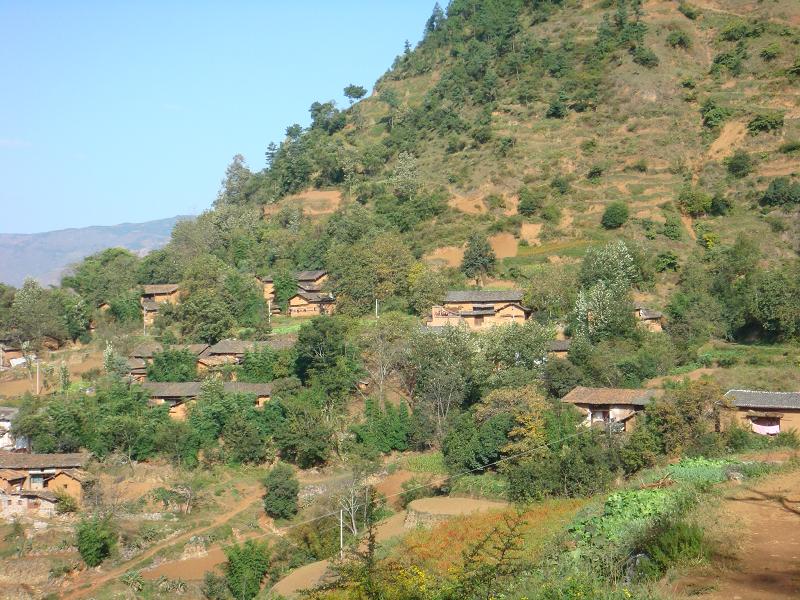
[223,540,271,600]
[215,154,253,207]
[62,247,140,307]
[601,202,629,229]
[263,462,299,520]
[239,346,277,383]
[222,412,266,464]
[461,233,496,284]
[407,262,446,316]
[147,349,197,382]
[343,84,367,105]
[76,516,116,567]
[725,150,752,178]
[761,177,800,206]
[9,279,69,346]
[179,292,235,343]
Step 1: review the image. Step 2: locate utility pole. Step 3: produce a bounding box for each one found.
[339,509,344,560]
[268,299,272,325]
[35,360,40,395]
[375,298,379,320]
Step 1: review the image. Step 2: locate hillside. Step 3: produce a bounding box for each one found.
[250,0,799,292]
[0,216,192,286]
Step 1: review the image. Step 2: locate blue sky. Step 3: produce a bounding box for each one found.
[0,1,435,233]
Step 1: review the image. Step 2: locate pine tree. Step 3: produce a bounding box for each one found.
[461,233,496,284]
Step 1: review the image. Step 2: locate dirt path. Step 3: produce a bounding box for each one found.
[668,468,800,599]
[60,486,264,599]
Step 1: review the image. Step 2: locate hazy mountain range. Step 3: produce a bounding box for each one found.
[0,216,191,287]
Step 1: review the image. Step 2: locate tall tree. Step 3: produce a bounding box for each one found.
[215,154,253,207]
[461,233,496,284]
[343,84,368,105]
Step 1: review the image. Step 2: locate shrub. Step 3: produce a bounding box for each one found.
[601,202,629,229]
[760,43,781,61]
[655,251,679,272]
[761,177,800,206]
[637,521,710,580]
[725,150,752,178]
[223,540,271,600]
[546,94,568,119]
[550,175,571,195]
[720,19,763,42]
[678,185,712,216]
[661,214,683,240]
[678,2,699,19]
[710,192,732,216]
[541,204,562,223]
[632,46,660,68]
[700,98,731,129]
[587,165,604,180]
[55,491,78,514]
[263,462,299,520]
[667,30,691,49]
[711,42,749,77]
[779,140,800,154]
[748,113,784,135]
[518,186,543,216]
[76,517,116,567]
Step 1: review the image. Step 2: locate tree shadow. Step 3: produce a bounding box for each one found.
[729,486,800,516]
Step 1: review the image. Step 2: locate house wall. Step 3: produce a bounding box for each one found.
[288,297,334,317]
[262,281,275,302]
[151,290,180,305]
[255,394,270,408]
[0,493,56,518]
[572,403,641,431]
[493,304,529,325]
[428,304,527,330]
[143,310,157,327]
[0,477,24,493]
[727,408,800,434]
[49,472,82,502]
[169,402,189,421]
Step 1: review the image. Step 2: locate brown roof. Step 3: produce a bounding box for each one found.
[444,290,524,304]
[0,469,27,481]
[561,386,662,406]
[0,452,90,470]
[130,342,163,358]
[296,269,327,282]
[143,381,272,399]
[126,357,147,371]
[294,291,335,303]
[209,337,296,356]
[142,284,179,295]
[141,299,160,311]
[12,489,57,501]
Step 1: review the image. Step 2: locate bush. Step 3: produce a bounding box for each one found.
[655,251,679,272]
[517,186,543,216]
[223,540,271,600]
[55,491,78,514]
[678,185,712,216]
[551,176,571,195]
[725,150,752,178]
[678,2,699,19]
[710,192,732,216]
[263,462,299,520]
[779,140,800,154]
[761,177,800,206]
[661,214,683,240]
[632,46,660,68]
[76,517,116,567]
[601,202,629,229]
[540,204,562,223]
[637,521,710,580]
[546,94,568,119]
[719,19,763,42]
[667,30,691,49]
[760,43,781,61]
[700,98,731,129]
[587,165,604,180]
[748,113,784,135]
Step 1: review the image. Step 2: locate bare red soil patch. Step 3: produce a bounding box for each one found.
[263,189,342,217]
[488,232,518,259]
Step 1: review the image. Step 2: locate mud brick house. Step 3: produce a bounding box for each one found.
[140,284,181,326]
[633,303,665,332]
[296,269,328,292]
[547,339,571,359]
[143,381,273,419]
[0,452,90,516]
[287,291,336,317]
[560,386,663,432]
[723,390,800,435]
[428,290,530,330]
[197,337,296,374]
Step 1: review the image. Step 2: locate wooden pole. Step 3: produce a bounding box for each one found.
[339,509,344,560]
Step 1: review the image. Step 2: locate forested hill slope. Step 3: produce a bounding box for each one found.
[222,0,800,268]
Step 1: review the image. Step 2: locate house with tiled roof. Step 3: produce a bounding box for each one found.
[561,386,663,431]
[634,303,666,332]
[0,452,91,514]
[428,290,530,330]
[723,390,800,435]
[143,381,273,419]
[140,284,181,326]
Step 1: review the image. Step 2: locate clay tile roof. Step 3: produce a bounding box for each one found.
[13,489,57,501]
[0,469,26,481]
[130,342,163,358]
[141,299,160,312]
[548,339,572,352]
[142,284,179,295]
[639,308,664,320]
[142,381,273,399]
[208,339,252,355]
[561,386,662,406]
[0,452,90,470]
[295,291,335,303]
[296,270,327,282]
[724,390,800,410]
[143,382,203,398]
[444,290,524,303]
[126,357,147,370]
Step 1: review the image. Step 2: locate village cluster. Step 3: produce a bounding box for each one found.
[0,269,796,520]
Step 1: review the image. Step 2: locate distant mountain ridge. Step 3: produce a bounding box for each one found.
[0,216,193,287]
